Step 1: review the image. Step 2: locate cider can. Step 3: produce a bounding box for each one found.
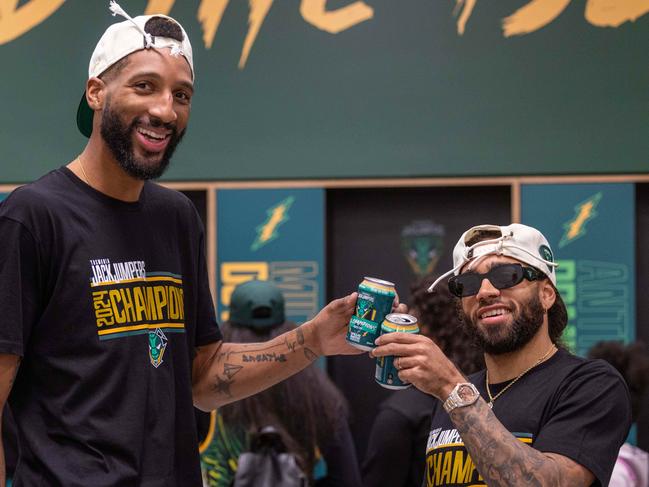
[375,313,419,390]
[346,277,396,351]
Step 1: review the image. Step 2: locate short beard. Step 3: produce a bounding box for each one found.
[100,99,185,180]
[459,294,545,355]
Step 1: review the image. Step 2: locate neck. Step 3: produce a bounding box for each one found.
[68,138,145,202]
[484,325,556,383]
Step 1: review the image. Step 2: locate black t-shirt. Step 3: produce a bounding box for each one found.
[423,348,632,487]
[363,387,436,487]
[0,167,222,486]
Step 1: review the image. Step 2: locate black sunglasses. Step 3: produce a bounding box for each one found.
[448,263,543,297]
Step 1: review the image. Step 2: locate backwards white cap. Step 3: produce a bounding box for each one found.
[76,1,194,137]
[428,223,558,292]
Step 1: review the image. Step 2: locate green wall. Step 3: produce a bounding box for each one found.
[1,0,647,183]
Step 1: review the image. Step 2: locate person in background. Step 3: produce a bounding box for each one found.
[362,275,484,487]
[588,340,649,487]
[198,280,362,487]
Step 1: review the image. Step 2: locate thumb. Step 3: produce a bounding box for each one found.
[328,292,357,311]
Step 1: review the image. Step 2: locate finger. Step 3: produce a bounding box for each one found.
[329,292,358,312]
[375,331,426,347]
[371,342,421,358]
[394,303,409,314]
[395,355,418,371]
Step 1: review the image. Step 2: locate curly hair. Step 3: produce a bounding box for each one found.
[218,321,349,481]
[409,276,485,375]
[587,341,649,420]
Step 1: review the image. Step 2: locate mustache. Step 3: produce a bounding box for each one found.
[477,297,507,307]
[136,116,178,133]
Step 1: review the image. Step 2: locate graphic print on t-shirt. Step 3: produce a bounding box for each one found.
[425,427,533,486]
[89,258,185,367]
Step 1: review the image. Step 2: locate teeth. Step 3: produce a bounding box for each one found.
[137,127,166,140]
[481,309,508,319]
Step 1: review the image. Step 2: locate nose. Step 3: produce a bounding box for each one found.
[475,278,500,301]
[148,91,177,124]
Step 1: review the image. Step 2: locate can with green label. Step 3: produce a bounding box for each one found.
[375,313,419,389]
[346,277,396,351]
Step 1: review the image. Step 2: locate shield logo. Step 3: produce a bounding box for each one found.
[401,221,446,277]
[148,328,168,368]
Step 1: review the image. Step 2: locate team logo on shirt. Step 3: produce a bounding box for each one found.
[148,328,168,368]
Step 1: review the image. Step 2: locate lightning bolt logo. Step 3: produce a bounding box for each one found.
[558,192,602,248]
[251,196,295,251]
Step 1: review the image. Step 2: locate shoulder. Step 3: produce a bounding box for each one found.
[553,349,627,388]
[0,170,70,226]
[144,183,201,219]
[537,349,629,411]
[2,170,67,207]
[144,183,193,208]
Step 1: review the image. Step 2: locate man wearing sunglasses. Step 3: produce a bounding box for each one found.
[372,223,631,487]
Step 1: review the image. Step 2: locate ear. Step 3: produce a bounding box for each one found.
[538,279,556,312]
[86,77,107,111]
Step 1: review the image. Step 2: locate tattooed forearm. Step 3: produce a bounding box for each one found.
[450,399,594,486]
[195,326,321,408]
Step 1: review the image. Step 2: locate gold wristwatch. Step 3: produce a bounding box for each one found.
[443,383,480,413]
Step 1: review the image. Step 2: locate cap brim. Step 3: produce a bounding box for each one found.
[76,92,94,138]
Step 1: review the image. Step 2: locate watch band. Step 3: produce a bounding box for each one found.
[443,382,480,413]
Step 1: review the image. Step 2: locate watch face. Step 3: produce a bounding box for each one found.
[457,384,477,402]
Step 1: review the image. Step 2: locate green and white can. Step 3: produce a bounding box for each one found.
[346,277,396,351]
[375,313,419,390]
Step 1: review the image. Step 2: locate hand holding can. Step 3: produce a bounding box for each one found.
[346,277,396,351]
[375,313,419,389]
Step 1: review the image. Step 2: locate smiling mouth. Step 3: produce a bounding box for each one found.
[136,127,170,142]
[479,307,512,321]
[134,126,172,153]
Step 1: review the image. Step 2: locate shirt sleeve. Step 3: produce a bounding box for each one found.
[193,213,222,347]
[532,360,632,486]
[0,217,43,357]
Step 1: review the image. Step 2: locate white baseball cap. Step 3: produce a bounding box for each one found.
[428,223,558,292]
[76,1,194,137]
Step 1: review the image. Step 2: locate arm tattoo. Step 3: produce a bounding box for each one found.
[223,363,243,379]
[303,348,317,362]
[242,353,287,363]
[284,336,297,352]
[212,375,234,398]
[450,399,593,486]
[295,328,317,361]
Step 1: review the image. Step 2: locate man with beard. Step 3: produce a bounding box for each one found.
[372,223,632,487]
[0,4,379,486]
